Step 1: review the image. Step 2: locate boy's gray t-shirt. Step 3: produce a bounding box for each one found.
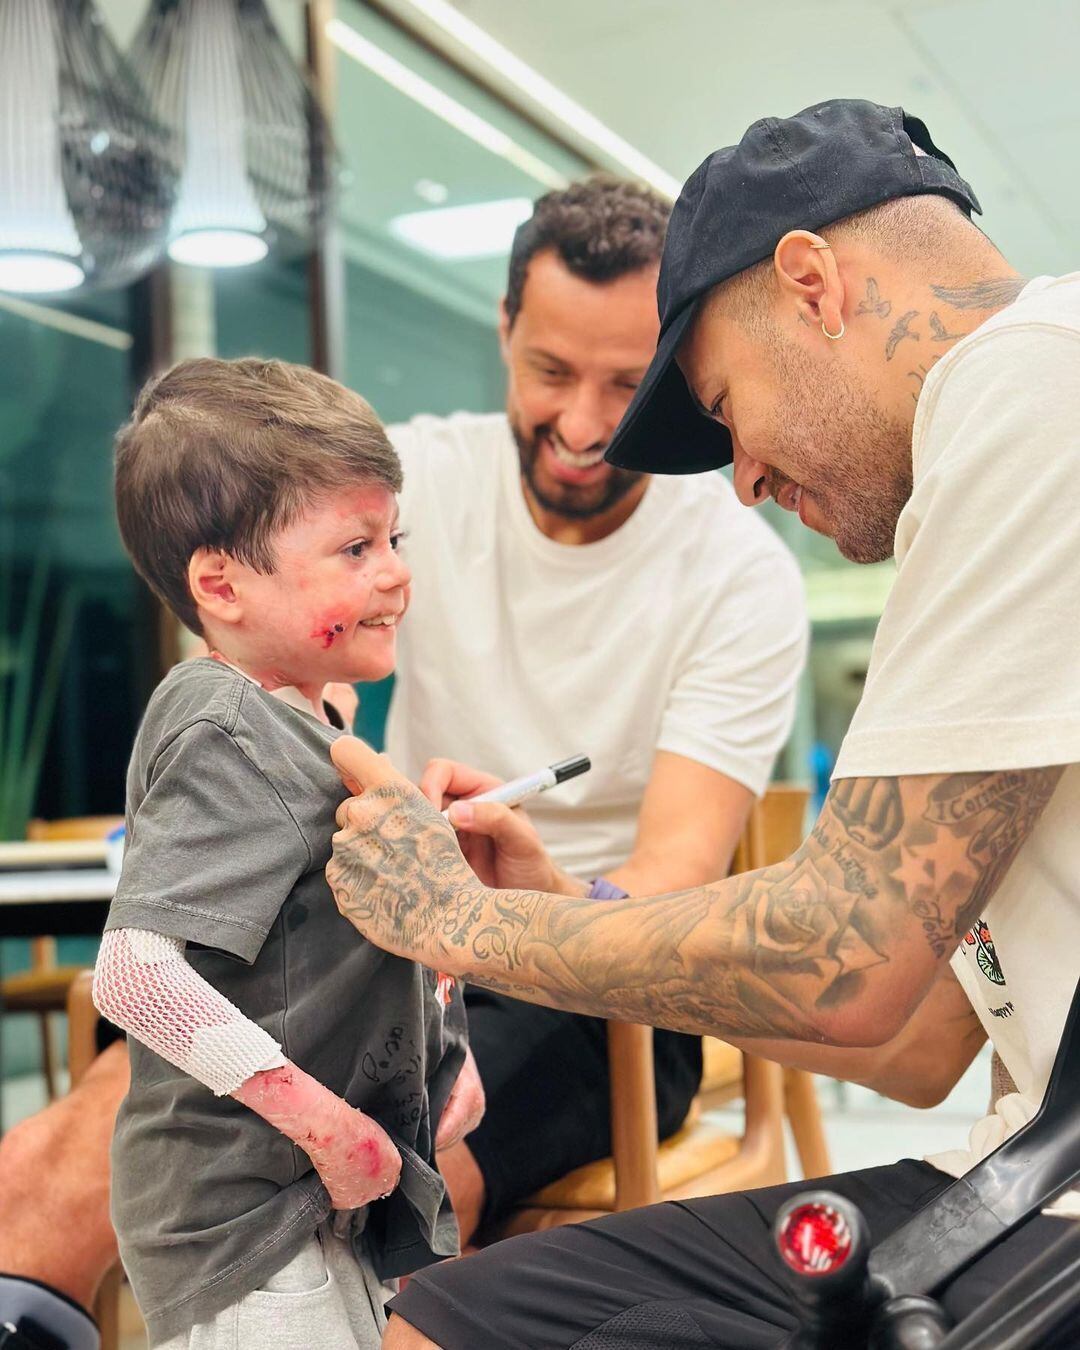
[104,658,466,1344]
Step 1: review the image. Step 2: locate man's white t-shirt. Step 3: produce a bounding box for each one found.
[386,412,807,881]
[833,274,1080,1213]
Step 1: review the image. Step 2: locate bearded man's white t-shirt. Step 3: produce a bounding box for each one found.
[385,412,807,882]
[833,274,1080,1213]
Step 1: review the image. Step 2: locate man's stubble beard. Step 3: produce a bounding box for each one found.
[509,413,644,521]
[767,339,913,565]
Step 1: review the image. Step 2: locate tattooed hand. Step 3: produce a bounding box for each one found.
[328,737,483,966]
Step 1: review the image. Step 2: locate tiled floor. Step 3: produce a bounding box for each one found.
[4,1045,994,1350]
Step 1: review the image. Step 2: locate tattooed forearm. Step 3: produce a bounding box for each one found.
[328,767,1063,1049]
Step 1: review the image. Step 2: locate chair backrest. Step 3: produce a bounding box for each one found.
[26,815,124,842]
[700,784,810,1089]
[67,970,100,1087]
[731,785,809,875]
[608,784,811,1212]
[23,817,122,967]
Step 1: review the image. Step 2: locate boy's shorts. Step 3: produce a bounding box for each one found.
[153,1223,395,1350]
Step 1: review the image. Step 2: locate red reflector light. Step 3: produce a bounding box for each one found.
[778,1201,853,1276]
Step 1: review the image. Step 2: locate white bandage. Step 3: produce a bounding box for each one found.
[93,928,286,1095]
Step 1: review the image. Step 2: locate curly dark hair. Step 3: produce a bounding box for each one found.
[504,176,670,325]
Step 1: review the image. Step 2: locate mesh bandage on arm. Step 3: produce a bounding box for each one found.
[93,928,286,1095]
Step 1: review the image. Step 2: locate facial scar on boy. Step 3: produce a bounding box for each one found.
[313,623,346,648]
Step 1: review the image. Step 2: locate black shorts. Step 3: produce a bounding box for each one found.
[390,1158,1075,1348]
[464,987,702,1229]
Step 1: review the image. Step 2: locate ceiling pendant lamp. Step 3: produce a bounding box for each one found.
[0,0,176,295]
[130,0,337,270]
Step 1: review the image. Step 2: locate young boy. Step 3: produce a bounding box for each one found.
[93,358,473,1349]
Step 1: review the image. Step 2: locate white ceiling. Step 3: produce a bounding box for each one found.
[389,0,1080,279]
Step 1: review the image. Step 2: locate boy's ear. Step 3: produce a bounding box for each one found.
[188,549,242,626]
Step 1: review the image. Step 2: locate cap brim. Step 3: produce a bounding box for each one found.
[605,304,733,474]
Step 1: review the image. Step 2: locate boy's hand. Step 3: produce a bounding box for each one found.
[309,1103,402,1211]
[435,1047,485,1153]
[232,1062,401,1209]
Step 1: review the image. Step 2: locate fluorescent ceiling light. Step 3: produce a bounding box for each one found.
[326,18,567,190]
[398,0,681,200]
[0,291,131,349]
[414,177,449,204]
[390,196,532,259]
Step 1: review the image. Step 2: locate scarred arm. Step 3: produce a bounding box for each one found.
[93,929,400,1208]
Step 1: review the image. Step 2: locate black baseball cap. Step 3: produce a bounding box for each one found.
[605,99,980,474]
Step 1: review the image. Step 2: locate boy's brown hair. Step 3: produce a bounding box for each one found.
[114,357,401,634]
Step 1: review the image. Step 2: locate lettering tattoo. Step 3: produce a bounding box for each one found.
[911,895,952,960]
[885,310,920,360]
[930,279,1027,310]
[856,277,892,319]
[327,768,1063,1048]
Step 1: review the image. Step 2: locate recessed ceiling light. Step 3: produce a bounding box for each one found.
[168,229,269,267]
[389,197,532,260]
[0,251,85,294]
[414,178,450,205]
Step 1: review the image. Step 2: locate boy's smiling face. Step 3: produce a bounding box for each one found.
[191,483,410,694]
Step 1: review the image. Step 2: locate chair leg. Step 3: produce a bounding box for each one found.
[606,1022,661,1211]
[38,1012,58,1101]
[784,1069,831,1180]
[94,1266,122,1350]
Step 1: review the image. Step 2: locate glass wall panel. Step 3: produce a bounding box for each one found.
[331,1,591,743]
[215,255,313,367]
[0,287,143,1081]
[0,290,138,830]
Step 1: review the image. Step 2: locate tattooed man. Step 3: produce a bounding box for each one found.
[328,101,1080,1349]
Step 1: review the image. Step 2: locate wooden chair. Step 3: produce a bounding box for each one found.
[67,970,122,1350]
[1,816,122,1098]
[496,785,831,1238]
